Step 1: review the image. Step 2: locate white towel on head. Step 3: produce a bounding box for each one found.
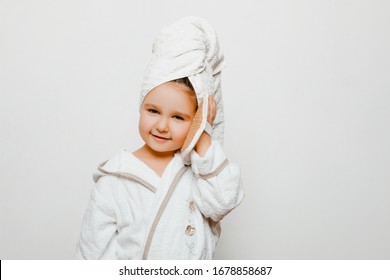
[140,16,226,163]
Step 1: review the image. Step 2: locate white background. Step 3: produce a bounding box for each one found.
[1,0,389,259]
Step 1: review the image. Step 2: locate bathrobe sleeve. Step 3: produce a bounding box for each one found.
[190,141,244,222]
[75,177,117,259]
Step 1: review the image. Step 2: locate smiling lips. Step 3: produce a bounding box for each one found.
[151,133,171,141]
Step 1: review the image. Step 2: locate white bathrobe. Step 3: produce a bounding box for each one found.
[75,141,244,259]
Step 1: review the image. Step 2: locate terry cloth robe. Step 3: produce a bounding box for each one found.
[75,141,244,260]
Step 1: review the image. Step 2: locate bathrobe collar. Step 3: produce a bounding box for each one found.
[93,149,186,193]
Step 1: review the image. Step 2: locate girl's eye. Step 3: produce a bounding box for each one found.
[173,115,184,121]
[148,109,159,114]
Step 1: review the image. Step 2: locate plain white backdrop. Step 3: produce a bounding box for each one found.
[1,0,389,259]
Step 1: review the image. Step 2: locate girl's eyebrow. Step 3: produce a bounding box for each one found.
[144,103,160,109]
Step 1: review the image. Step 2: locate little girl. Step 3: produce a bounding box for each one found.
[75,16,244,260]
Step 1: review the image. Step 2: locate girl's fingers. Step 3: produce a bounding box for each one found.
[208,95,216,124]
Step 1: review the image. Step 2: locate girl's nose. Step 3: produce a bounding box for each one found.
[156,117,169,132]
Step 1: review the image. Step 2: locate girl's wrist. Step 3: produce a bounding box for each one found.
[194,132,211,157]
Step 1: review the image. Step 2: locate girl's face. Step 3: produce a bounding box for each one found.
[139,82,197,155]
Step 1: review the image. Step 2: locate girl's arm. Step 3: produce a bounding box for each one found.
[191,95,244,221]
[75,180,117,259]
[191,140,244,222]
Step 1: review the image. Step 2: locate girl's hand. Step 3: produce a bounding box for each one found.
[195,95,216,157]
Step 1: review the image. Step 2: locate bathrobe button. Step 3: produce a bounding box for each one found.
[185,225,195,236]
[189,201,195,212]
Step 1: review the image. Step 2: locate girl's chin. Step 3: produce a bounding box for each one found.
[146,143,177,154]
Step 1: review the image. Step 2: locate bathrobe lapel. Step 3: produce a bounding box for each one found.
[139,153,188,259]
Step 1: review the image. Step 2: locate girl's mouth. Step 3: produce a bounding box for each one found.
[152,133,171,141]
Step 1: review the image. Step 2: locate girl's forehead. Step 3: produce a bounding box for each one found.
[144,82,197,110]
[145,83,183,100]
